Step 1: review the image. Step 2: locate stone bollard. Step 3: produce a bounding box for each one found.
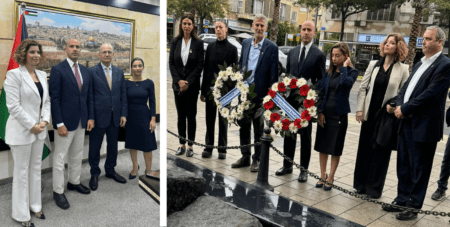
[254,125,274,191]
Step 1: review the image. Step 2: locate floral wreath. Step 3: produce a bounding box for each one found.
[209,63,257,125]
[256,75,318,138]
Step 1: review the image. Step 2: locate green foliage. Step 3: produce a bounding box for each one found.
[167,0,230,23]
[267,20,301,46]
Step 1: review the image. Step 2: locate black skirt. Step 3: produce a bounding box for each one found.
[314,113,348,156]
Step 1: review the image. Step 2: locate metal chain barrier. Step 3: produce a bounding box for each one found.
[167,130,261,150]
[270,144,450,217]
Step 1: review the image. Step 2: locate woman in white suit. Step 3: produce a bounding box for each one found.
[353,34,409,199]
[4,39,51,227]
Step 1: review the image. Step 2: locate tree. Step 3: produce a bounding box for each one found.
[167,0,230,34]
[295,0,392,41]
[270,0,282,43]
[268,21,300,46]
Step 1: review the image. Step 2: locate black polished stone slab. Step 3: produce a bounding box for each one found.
[168,154,363,227]
[139,175,160,205]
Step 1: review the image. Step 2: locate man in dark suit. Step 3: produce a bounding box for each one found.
[50,39,94,210]
[231,14,278,172]
[382,26,450,221]
[276,21,326,183]
[201,20,238,160]
[88,43,128,190]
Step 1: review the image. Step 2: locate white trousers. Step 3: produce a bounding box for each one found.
[52,121,85,194]
[11,138,44,222]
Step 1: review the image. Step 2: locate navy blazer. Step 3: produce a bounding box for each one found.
[49,59,93,131]
[90,63,127,128]
[318,67,358,115]
[286,44,326,86]
[169,37,204,92]
[239,38,278,105]
[396,54,450,142]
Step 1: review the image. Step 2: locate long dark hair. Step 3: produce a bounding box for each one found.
[327,42,350,75]
[175,13,200,40]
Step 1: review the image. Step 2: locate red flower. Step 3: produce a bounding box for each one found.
[290,79,298,89]
[282,124,290,131]
[294,118,302,129]
[268,89,276,98]
[278,82,286,92]
[264,100,274,109]
[301,110,312,121]
[270,113,281,122]
[299,85,310,96]
[304,99,315,108]
[282,118,290,126]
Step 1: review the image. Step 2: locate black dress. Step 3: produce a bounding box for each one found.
[353,59,395,197]
[314,72,348,156]
[124,79,157,152]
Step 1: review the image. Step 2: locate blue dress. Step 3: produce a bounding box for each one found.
[125,79,157,152]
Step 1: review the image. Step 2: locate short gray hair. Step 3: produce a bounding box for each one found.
[426,26,446,41]
[253,14,267,26]
[215,19,227,27]
[100,43,114,53]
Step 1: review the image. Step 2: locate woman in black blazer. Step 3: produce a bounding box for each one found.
[315,42,358,190]
[169,13,204,157]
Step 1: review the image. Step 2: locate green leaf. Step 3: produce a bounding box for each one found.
[255,108,265,118]
[250,93,257,99]
[280,131,284,137]
[223,61,228,68]
[249,84,255,93]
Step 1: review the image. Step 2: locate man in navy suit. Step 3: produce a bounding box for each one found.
[276,21,326,183]
[88,43,128,190]
[381,26,450,221]
[50,39,94,210]
[231,14,278,172]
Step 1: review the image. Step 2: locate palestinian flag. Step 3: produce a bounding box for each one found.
[25,10,37,17]
[0,14,52,160]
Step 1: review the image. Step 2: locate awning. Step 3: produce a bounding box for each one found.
[230,33,253,39]
[229,26,253,33]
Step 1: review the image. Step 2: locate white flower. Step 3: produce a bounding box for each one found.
[283,77,291,85]
[297,78,307,87]
[220,108,229,117]
[307,106,317,118]
[215,98,221,106]
[226,67,233,76]
[307,90,317,100]
[239,86,249,94]
[301,119,309,128]
[243,101,251,110]
[273,120,282,131]
[213,88,221,97]
[238,105,245,113]
[263,95,272,104]
[230,72,237,81]
[214,80,223,89]
[289,123,298,133]
[236,112,244,120]
[271,83,279,92]
[240,92,247,101]
[234,72,243,81]
[227,115,234,122]
[264,110,272,120]
[231,109,237,118]
[218,71,227,79]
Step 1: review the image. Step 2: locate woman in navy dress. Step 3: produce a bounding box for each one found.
[126,57,157,179]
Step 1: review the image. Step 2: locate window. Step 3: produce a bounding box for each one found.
[291,12,297,24]
[253,0,263,15]
[367,3,396,21]
[331,7,341,19]
[238,0,243,13]
[280,4,286,21]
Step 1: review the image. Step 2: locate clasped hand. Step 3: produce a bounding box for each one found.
[178,80,189,92]
[30,121,47,134]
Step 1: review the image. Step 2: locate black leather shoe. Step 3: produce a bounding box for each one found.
[275,167,293,176]
[202,150,212,158]
[382,202,403,212]
[431,189,446,201]
[34,211,45,219]
[218,153,226,159]
[105,172,127,184]
[53,192,70,210]
[231,156,251,168]
[298,171,308,183]
[354,189,365,194]
[175,147,185,155]
[396,210,418,220]
[129,165,140,180]
[67,182,91,194]
[250,160,260,172]
[186,148,194,157]
[89,176,98,191]
[365,194,380,199]
[20,220,34,227]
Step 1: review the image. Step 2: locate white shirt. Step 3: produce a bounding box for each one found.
[101,62,113,81]
[181,38,192,66]
[404,51,442,103]
[58,58,83,128]
[299,41,313,61]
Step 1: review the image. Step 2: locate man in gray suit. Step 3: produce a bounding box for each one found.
[275,21,326,182]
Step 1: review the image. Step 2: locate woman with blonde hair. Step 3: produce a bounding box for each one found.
[4,39,51,227]
[353,33,409,198]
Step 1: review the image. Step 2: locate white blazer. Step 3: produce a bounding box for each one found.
[4,66,51,145]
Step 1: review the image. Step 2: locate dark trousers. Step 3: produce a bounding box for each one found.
[204,98,227,153]
[353,120,392,197]
[238,111,262,161]
[89,112,119,176]
[395,120,437,209]
[173,89,199,145]
[282,123,312,170]
[437,133,450,191]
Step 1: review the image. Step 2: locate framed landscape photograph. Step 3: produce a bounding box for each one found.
[15,2,135,76]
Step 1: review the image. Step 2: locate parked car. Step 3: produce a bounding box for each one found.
[278,46,295,55]
[199,33,217,39]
